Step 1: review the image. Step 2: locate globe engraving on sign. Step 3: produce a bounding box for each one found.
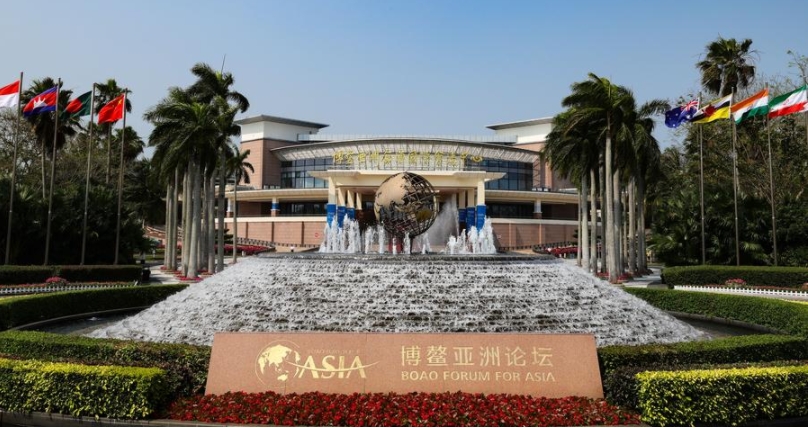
[373,172,438,239]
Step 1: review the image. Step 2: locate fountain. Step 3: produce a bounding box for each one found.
[89,172,707,348]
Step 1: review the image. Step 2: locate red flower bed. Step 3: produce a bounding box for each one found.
[168,391,640,426]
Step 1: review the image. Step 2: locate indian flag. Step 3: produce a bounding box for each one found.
[0,80,19,109]
[731,89,769,124]
[768,85,807,119]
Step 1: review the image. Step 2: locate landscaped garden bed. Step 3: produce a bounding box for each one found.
[168,391,641,426]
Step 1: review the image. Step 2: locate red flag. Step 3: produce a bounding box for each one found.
[22,87,58,117]
[98,93,125,124]
[0,80,20,109]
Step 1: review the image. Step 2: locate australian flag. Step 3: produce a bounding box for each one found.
[664,99,699,128]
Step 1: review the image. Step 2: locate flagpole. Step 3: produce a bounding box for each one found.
[697,94,706,265]
[765,89,778,266]
[43,79,61,266]
[113,91,127,265]
[80,84,96,265]
[4,72,23,265]
[730,89,740,266]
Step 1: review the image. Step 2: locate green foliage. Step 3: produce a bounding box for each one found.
[0,357,167,419]
[0,265,142,284]
[0,284,187,329]
[663,265,808,287]
[636,365,808,426]
[0,266,54,285]
[0,330,210,399]
[55,265,142,283]
[626,288,808,337]
[600,334,808,408]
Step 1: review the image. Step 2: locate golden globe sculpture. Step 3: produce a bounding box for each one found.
[373,172,438,239]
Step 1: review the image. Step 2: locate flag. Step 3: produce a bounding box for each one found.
[97,93,125,124]
[730,89,769,124]
[691,94,732,123]
[768,85,807,119]
[0,80,19,109]
[22,87,58,117]
[63,91,92,120]
[664,99,699,128]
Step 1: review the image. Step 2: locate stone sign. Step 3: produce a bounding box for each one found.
[206,332,603,398]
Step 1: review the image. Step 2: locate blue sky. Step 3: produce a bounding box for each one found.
[3,0,807,153]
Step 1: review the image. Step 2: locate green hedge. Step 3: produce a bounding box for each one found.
[0,284,187,330]
[626,288,808,338]
[601,335,808,409]
[663,265,808,287]
[637,365,808,426]
[0,266,53,285]
[56,265,143,283]
[0,330,210,399]
[0,357,167,419]
[0,265,142,285]
[599,334,808,378]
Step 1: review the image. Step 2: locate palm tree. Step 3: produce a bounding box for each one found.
[226,147,253,263]
[112,126,144,164]
[95,79,132,185]
[560,74,634,283]
[187,63,249,272]
[697,37,757,97]
[22,78,76,198]
[626,100,667,273]
[544,110,600,272]
[146,90,219,278]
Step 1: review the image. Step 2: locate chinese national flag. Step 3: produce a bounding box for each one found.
[98,93,125,124]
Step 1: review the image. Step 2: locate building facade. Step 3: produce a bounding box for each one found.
[225,115,579,249]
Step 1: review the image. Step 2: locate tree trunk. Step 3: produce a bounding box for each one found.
[612,168,622,280]
[188,160,202,279]
[637,176,648,272]
[589,168,598,274]
[581,172,589,271]
[164,180,173,268]
[200,175,208,271]
[577,189,583,267]
[181,166,191,277]
[628,179,637,275]
[207,174,215,273]
[233,181,239,263]
[170,168,179,272]
[605,136,617,282]
[599,163,607,274]
[217,151,226,272]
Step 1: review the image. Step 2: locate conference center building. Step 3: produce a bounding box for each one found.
[225,115,579,249]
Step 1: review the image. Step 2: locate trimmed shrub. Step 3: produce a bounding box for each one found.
[0,331,210,399]
[0,358,167,419]
[636,365,808,426]
[663,265,808,287]
[56,265,142,282]
[0,266,53,285]
[625,288,808,337]
[605,357,808,409]
[0,284,188,330]
[599,334,808,378]
[0,265,142,285]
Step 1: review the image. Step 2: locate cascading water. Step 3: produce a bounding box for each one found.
[89,254,708,347]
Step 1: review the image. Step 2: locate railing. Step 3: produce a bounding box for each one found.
[675,284,808,298]
[0,282,140,296]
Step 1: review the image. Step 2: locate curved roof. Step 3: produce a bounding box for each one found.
[272,137,538,163]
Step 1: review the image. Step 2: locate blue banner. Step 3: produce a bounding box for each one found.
[466,207,475,231]
[326,203,336,226]
[337,206,346,228]
[458,205,466,225]
[347,207,356,221]
[476,205,486,230]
